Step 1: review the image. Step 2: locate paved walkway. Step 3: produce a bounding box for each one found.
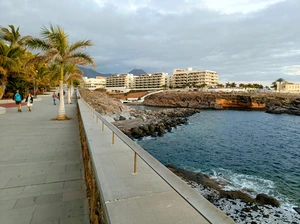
[0,96,89,224]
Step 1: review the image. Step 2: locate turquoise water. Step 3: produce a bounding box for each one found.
[136,110,300,208]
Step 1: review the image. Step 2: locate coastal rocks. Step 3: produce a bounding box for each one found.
[120,108,200,139]
[79,89,130,115]
[266,98,300,116]
[143,91,300,114]
[166,165,280,207]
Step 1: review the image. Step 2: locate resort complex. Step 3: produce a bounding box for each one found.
[82,68,219,91]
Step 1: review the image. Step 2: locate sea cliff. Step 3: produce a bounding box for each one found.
[143,91,300,115]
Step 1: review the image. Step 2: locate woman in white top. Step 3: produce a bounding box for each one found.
[25,93,34,111]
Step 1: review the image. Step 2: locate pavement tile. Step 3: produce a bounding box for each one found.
[0,199,17,211]
[5,174,48,188]
[62,190,87,201]
[14,193,63,209]
[59,214,90,224]
[0,213,33,224]
[23,182,64,194]
[0,186,24,196]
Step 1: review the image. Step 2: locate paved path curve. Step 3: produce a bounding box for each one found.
[0,96,89,224]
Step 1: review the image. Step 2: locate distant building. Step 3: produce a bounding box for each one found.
[82,76,106,90]
[133,73,169,89]
[279,81,300,93]
[172,67,219,88]
[106,74,134,88]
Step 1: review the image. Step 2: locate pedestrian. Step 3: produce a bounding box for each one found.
[52,92,58,105]
[13,90,23,112]
[25,93,34,111]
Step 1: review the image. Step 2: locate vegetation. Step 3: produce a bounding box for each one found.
[0,24,95,120]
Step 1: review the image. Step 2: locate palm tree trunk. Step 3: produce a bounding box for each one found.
[0,84,6,99]
[57,63,67,120]
[67,81,71,104]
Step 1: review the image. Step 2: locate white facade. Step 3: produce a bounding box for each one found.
[172,68,219,88]
[279,81,300,93]
[133,73,169,89]
[106,74,134,88]
[83,76,106,90]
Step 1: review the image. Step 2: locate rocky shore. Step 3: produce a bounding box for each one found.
[143,91,300,116]
[168,165,300,224]
[79,89,200,139]
[266,98,300,115]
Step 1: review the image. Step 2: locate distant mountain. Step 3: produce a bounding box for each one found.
[78,66,112,78]
[128,69,148,76]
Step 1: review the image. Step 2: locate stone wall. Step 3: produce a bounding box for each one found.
[77,106,106,224]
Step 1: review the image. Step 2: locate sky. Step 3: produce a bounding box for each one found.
[1,0,300,85]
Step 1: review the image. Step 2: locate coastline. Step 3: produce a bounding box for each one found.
[79,89,300,223]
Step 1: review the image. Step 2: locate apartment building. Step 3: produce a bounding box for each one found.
[133,73,169,89]
[82,76,106,90]
[106,74,134,88]
[279,81,300,93]
[172,68,219,88]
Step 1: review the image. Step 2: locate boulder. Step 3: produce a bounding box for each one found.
[255,193,280,207]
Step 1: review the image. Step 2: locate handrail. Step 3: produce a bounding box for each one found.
[78,95,235,224]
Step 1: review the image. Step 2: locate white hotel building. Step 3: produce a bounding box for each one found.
[279,81,300,93]
[133,73,169,89]
[82,76,106,90]
[172,68,219,88]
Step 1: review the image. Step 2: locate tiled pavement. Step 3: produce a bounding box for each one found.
[0,96,89,224]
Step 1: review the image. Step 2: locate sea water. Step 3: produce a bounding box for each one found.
[136,109,300,209]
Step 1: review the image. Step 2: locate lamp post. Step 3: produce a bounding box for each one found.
[33,70,38,98]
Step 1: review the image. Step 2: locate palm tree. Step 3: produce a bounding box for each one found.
[63,64,83,104]
[276,78,285,92]
[0,41,24,99]
[0,25,31,47]
[26,25,95,119]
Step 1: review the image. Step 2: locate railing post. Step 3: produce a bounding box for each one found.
[102,122,104,131]
[112,131,115,144]
[133,152,137,174]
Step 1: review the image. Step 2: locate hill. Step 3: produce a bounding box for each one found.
[128,69,148,76]
[78,66,112,78]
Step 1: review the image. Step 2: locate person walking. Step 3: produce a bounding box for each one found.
[25,93,34,111]
[52,92,58,105]
[13,90,23,112]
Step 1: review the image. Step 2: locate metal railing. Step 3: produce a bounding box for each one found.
[77,90,235,224]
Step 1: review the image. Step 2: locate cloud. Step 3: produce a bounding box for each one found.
[1,0,299,85]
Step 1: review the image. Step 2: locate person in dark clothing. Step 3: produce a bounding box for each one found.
[13,90,23,112]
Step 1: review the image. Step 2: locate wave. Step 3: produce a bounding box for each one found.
[207,168,297,211]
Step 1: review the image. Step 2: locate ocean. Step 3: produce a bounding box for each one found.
[135,108,300,210]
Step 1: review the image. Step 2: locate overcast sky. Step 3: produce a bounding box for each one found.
[1,0,299,85]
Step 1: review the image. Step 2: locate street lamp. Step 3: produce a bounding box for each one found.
[33,70,38,98]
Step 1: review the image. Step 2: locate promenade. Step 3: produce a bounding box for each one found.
[0,96,89,224]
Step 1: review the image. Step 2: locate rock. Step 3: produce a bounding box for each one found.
[255,193,280,207]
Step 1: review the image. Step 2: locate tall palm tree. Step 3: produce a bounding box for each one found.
[0,25,31,47]
[0,41,24,99]
[26,25,95,119]
[64,64,83,104]
[276,78,285,92]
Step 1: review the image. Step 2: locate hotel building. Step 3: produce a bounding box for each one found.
[172,68,219,88]
[82,76,106,90]
[279,81,300,93]
[133,73,169,89]
[105,74,134,88]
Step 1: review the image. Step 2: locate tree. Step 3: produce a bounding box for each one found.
[275,78,285,92]
[0,25,31,47]
[0,41,25,99]
[63,64,83,104]
[26,25,95,119]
